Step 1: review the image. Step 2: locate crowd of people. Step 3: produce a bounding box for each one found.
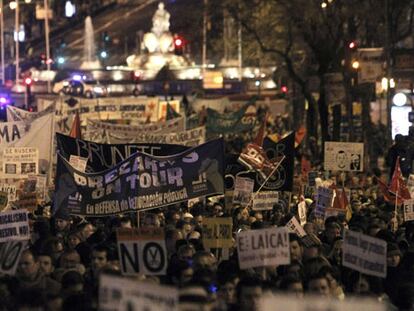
[1,111,414,311]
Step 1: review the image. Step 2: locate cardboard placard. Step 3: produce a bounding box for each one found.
[315,187,333,217]
[261,294,385,311]
[324,142,364,172]
[237,227,290,269]
[252,191,279,211]
[202,217,233,249]
[116,227,167,276]
[298,201,307,226]
[0,209,30,243]
[286,216,306,237]
[69,155,88,172]
[99,274,178,311]
[0,240,28,275]
[403,199,414,222]
[233,177,254,207]
[342,229,387,278]
[2,147,39,178]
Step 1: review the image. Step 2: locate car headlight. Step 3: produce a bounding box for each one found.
[93,86,104,93]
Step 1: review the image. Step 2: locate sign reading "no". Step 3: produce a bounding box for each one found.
[117,227,167,276]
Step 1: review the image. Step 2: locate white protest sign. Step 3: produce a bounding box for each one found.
[342,229,387,278]
[99,274,178,311]
[120,283,178,311]
[286,216,306,237]
[403,199,414,222]
[261,294,386,311]
[0,240,28,275]
[315,187,333,217]
[107,126,206,147]
[237,227,290,269]
[1,112,54,176]
[2,147,39,178]
[233,176,254,207]
[117,227,167,276]
[202,217,233,249]
[298,201,307,225]
[33,175,47,201]
[0,184,17,202]
[252,191,278,211]
[0,209,30,243]
[324,141,364,172]
[69,155,88,172]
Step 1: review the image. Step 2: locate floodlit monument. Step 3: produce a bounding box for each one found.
[126,2,192,73]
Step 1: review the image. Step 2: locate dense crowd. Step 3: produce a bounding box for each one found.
[0,109,414,311]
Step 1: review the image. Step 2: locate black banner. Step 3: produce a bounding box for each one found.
[54,139,225,217]
[56,133,189,173]
[234,133,295,192]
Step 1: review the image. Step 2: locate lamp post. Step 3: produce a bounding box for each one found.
[14,1,19,86]
[0,0,5,84]
[44,0,50,93]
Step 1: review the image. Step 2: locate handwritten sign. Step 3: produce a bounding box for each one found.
[342,230,387,278]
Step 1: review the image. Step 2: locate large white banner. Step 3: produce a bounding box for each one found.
[342,229,387,278]
[324,142,364,172]
[6,103,55,122]
[99,274,178,311]
[87,117,185,135]
[0,121,27,144]
[84,117,186,143]
[237,227,290,269]
[56,96,160,124]
[107,126,206,147]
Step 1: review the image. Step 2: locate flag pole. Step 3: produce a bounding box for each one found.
[246,155,285,208]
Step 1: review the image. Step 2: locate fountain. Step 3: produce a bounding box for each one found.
[126,2,193,77]
[80,16,102,70]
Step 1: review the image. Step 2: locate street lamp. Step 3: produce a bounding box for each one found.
[0,0,5,84]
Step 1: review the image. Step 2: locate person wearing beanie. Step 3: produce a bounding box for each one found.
[387,243,401,268]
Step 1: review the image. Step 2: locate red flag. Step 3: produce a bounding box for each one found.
[253,113,268,147]
[389,157,411,201]
[341,187,349,210]
[376,176,398,203]
[69,111,82,139]
[295,125,306,148]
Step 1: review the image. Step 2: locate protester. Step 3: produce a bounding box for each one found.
[1,95,413,311]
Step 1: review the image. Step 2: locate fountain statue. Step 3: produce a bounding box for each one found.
[80,16,102,70]
[126,2,192,74]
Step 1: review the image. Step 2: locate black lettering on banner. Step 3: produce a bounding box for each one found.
[143,242,165,273]
[120,243,139,274]
[0,241,22,271]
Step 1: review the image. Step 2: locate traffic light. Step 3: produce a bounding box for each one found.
[24,77,32,110]
[348,41,357,49]
[174,36,184,55]
[100,50,108,59]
